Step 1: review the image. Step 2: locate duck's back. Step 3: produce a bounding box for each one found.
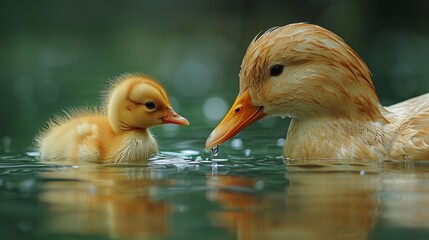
[37,115,114,162]
[384,93,429,160]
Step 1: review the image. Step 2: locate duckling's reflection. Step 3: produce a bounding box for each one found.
[206,161,429,240]
[40,163,171,239]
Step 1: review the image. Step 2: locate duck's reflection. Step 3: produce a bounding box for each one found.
[40,163,171,239]
[206,161,429,240]
[37,159,429,239]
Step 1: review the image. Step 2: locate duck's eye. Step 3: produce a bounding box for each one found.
[144,101,156,110]
[270,64,284,77]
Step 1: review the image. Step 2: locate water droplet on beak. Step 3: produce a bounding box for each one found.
[211,145,219,157]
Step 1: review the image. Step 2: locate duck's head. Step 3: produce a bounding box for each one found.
[206,23,382,150]
[104,73,189,132]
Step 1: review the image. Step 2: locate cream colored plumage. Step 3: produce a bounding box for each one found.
[206,23,429,161]
[36,73,189,163]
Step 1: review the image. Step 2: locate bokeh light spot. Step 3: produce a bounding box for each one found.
[231,138,243,150]
[203,97,228,121]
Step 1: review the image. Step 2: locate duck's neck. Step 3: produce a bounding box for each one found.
[283,116,388,160]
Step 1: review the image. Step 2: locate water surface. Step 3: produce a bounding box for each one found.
[1,134,429,240]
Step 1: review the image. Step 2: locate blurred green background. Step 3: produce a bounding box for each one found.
[1,0,429,151]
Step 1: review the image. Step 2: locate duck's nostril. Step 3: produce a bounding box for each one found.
[234,108,241,114]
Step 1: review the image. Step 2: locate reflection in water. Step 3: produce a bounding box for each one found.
[39,163,172,239]
[206,160,429,240]
[3,151,428,239]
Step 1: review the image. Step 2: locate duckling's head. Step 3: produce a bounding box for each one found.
[206,23,383,149]
[104,73,189,132]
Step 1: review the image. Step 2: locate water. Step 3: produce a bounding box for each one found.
[211,145,219,157]
[1,134,429,240]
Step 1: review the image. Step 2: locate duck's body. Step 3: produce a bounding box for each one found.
[383,93,429,160]
[285,92,429,160]
[36,74,189,163]
[38,114,158,163]
[206,23,429,161]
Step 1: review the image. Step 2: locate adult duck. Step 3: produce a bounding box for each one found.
[206,23,429,160]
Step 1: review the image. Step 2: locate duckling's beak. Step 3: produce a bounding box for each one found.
[205,89,265,150]
[162,108,190,125]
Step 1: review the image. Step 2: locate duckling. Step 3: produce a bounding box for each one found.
[206,23,429,161]
[36,73,189,163]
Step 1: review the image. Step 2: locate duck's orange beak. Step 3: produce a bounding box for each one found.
[205,89,265,150]
[162,108,190,125]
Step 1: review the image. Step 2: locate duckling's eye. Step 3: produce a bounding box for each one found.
[144,101,156,110]
[270,64,284,77]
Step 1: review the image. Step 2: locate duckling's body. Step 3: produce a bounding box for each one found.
[36,74,189,163]
[205,23,429,161]
[38,113,158,163]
